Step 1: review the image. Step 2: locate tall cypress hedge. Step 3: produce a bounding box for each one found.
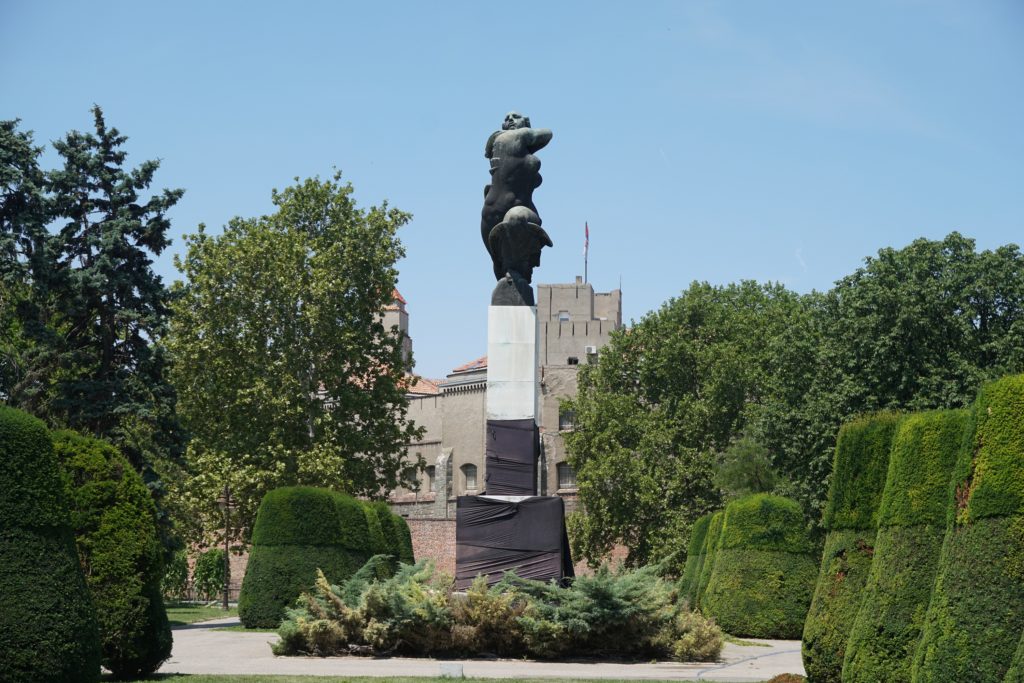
[802,412,901,683]
[0,406,100,682]
[912,375,1024,681]
[841,410,967,682]
[238,486,372,628]
[678,513,713,607]
[369,500,415,566]
[702,494,816,638]
[54,430,173,678]
[693,510,724,609]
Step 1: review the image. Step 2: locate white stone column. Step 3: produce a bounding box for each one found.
[486,306,539,423]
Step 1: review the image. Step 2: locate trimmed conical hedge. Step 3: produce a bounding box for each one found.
[0,406,100,682]
[678,513,713,607]
[702,494,817,638]
[912,375,1024,682]
[369,500,415,566]
[1005,632,1024,683]
[841,410,967,682]
[693,510,725,609]
[802,412,901,683]
[239,486,372,628]
[54,430,173,678]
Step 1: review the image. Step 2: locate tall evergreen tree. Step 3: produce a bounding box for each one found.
[44,106,185,475]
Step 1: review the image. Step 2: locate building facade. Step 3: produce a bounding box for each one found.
[388,277,622,530]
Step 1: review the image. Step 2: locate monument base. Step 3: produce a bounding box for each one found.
[454,495,573,589]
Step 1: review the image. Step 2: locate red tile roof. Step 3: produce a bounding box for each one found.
[406,375,442,396]
[451,355,487,374]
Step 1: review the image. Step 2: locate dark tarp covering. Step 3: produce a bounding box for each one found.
[484,418,537,495]
[455,495,574,589]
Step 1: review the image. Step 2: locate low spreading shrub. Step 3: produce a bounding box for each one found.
[54,430,172,678]
[238,487,372,628]
[0,406,100,683]
[912,374,1024,682]
[842,410,967,683]
[702,494,816,638]
[1005,632,1024,683]
[274,556,723,662]
[802,412,901,683]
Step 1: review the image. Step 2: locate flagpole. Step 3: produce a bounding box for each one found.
[584,222,589,284]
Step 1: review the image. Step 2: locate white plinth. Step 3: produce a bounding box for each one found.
[487,306,539,421]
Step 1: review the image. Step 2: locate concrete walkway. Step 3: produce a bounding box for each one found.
[160,617,805,682]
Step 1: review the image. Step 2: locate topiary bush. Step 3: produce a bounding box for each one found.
[54,430,172,678]
[693,510,724,609]
[678,513,713,608]
[368,500,415,567]
[841,410,967,682]
[702,494,817,638]
[0,406,100,683]
[802,412,901,683]
[912,375,1024,682]
[238,486,372,628]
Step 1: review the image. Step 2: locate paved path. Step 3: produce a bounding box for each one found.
[160,617,805,681]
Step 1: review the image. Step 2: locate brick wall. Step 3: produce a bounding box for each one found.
[406,517,457,576]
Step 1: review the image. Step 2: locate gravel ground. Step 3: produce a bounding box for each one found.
[159,617,805,682]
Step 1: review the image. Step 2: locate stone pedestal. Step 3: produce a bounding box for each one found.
[454,304,572,588]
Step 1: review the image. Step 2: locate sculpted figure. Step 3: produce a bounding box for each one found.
[488,206,552,306]
[481,112,553,280]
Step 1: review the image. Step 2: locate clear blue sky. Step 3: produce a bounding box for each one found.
[3,1,1022,379]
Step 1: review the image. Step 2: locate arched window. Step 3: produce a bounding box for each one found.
[556,462,577,490]
[425,465,436,493]
[461,463,477,490]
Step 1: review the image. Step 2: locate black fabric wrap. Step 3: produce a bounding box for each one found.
[455,495,574,588]
[484,418,537,495]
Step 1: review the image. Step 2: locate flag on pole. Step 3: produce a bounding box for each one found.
[583,222,589,259]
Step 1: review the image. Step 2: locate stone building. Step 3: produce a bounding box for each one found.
[387,278,622,571]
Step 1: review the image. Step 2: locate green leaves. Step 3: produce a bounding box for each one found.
[168,172,423,543]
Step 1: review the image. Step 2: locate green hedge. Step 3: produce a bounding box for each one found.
[0,407,100,683]
[841,410,966,683]
[913,375,1024,682]
[678,513,713,607]
[702,494,816,638]
[54,430,172,678]
[1005,631,1024,683]
[693,511,724,608]
[238,487,372,628]
[802,413,900,683]
[370,500,415,566]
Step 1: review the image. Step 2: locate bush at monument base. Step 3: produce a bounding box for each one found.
[702,494,816,639]
[0,406,100,683]
[801,413,900,683]
[841,410,966,683]
[54,430,173,678]
[693,510,724,608]
[238,486,372,628]
[912,375,1024,682]
[678,513,712,607]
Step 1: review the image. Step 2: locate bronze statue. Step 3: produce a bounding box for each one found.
[481,112,553,305]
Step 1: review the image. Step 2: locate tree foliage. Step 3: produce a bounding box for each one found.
[168,174,423,541]
[564,280,806,568]
[1,111,185,555]
[567,233,1024,569]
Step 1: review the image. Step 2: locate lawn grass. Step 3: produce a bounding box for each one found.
[165,603,238,627]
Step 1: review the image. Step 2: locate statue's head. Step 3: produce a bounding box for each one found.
[502,111,531,131]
